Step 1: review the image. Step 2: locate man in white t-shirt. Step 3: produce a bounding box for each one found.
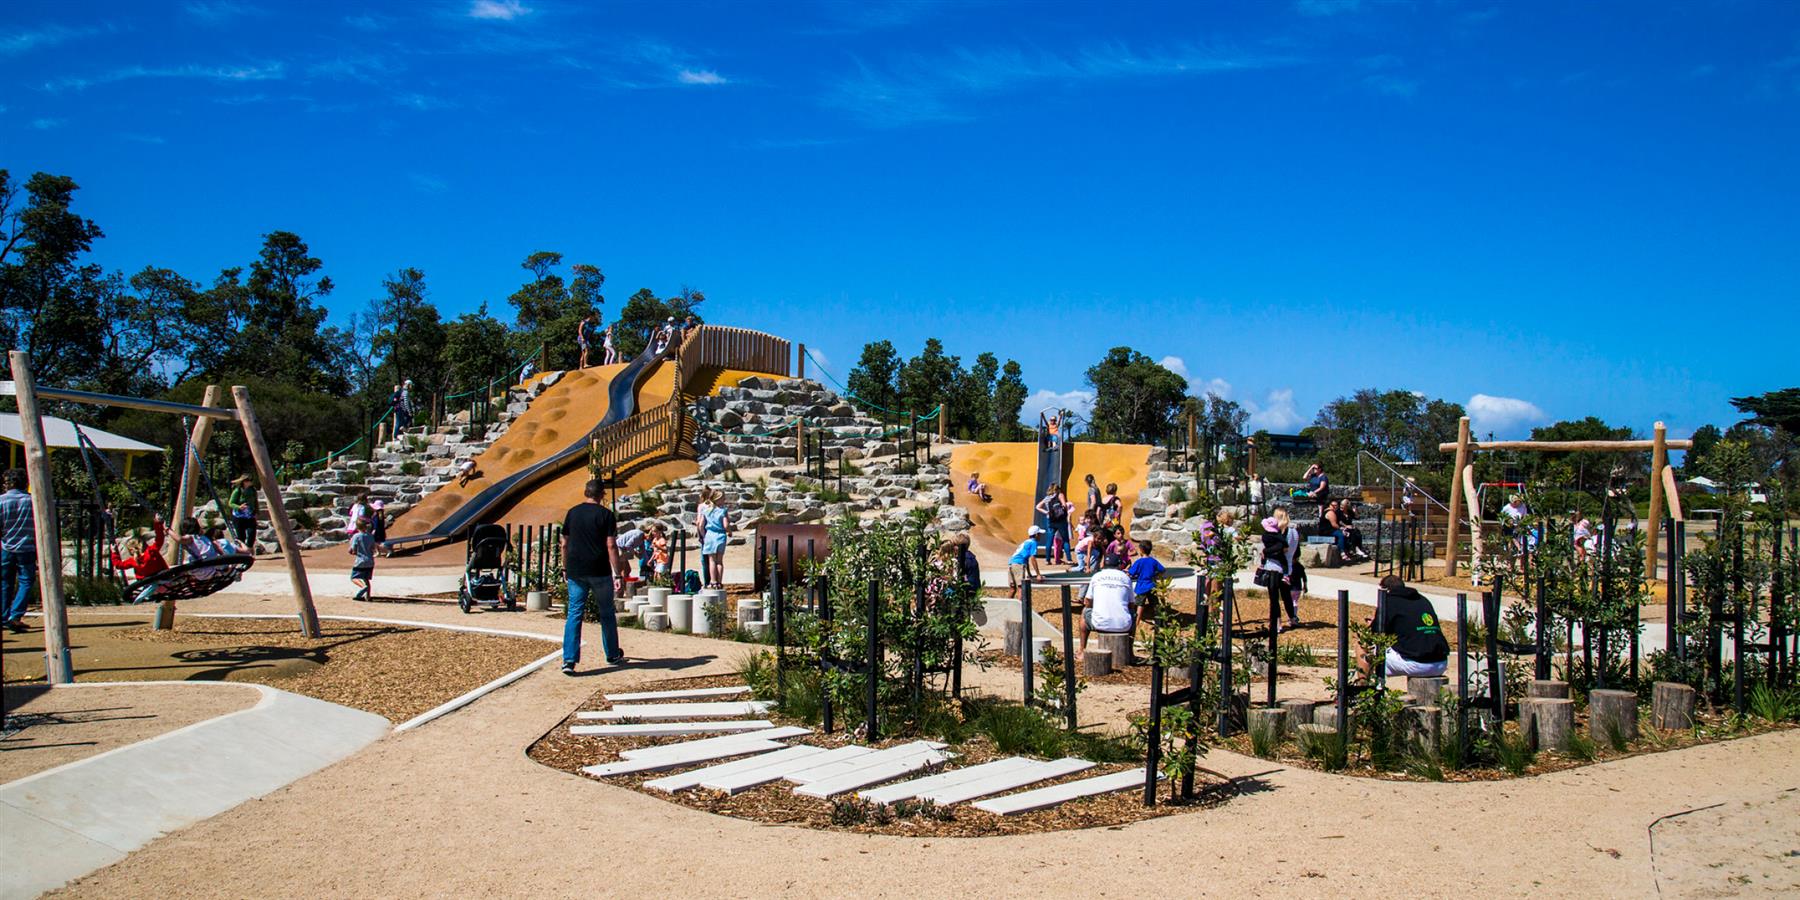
[1076,559,1136,652]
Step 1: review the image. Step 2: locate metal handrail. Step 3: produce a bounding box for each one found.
[1354,450,1451,515]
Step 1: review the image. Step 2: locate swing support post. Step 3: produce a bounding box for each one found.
[158,385,222,630]
[9,351,73,683]
[232,385,321,637]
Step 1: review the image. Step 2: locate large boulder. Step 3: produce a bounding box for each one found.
[1298,543,1342,568]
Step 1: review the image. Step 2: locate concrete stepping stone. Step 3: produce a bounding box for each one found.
[570,720,774,738]
[794,746,950,799]
[971,768,1162,815]
[581,741,783,777]
[605,685,750,702]
[578,701,773,721]
[704,745,875,795]
[917,757,1094,805]
[783,741,948,786]
[619,726,810,760]
[643,745,829,793]
[858,757,1041,805]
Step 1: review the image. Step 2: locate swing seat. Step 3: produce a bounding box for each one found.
[125,554,255,605]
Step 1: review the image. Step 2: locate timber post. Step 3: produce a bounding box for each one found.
[1444,416,1471,578]
[1646,421,1668,580]
[232,385,321,637]
[9,351,72,683]
[797,343,806,379]
[158,384,221,630]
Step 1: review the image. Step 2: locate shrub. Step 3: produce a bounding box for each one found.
[1249,713,1282,759]
[66,575,123,606]
[1300,725,1348,771]
[1167,484,1189,504]
[1565,730,1599,762]
[1748,684,1800,723]
[338,467,366,486]
[401,460,423,476]
[1491,730,1536,775]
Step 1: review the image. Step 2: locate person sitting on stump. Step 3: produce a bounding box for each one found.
[1077,554,1137,652]
[1360,574,1450,678]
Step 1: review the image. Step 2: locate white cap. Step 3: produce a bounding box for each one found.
[1028,525,1044,536]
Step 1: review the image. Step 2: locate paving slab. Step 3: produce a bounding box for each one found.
[581,742,782,777]
[971,768,1158,815]
[604,685,751,702]
[569,720,775,738]
[858,757,1040,805]
[794,747,948,799]
[616,727,810,760]
[917,757,1094,805]
[577,701,773,720]
[643,745,829,793]
[706,746,873,795]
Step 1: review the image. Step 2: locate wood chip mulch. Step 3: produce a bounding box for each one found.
[526,673,1233,837]
[119,617,552,721]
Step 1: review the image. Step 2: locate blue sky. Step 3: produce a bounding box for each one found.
[3,1,1797,441]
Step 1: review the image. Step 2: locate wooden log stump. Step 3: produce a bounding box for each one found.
[1528,679,1571,700]
[1248,708,1287,751]
[1651,682,1696,731]
[1097,632,1136,669]
[1519,698,1541,748]
[1406,705,1443,754]
[1080,648,1114,677]
[1406,676,1448,706]
[1279,698,1319,736]
[1297,723,1339,757]
[1588,689,1639,746]
[1536,698,1575,752]
[1315,705,1351,735]
[1004,619,1023,657]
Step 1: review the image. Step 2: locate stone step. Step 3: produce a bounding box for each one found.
[971,768,1161,816]
[580,740,783,777]
[917,757,1095,805]
[783,740,947,786]
[577,701,773,721]
[569,720,774,738]
[642,745,830,794]
[617,726,810,761]
[704,745,875,795]
[793,746,950,799]
[858,757,1041,805]
[605,685,751,702]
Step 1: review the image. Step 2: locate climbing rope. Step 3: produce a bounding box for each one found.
[800,347,943,423]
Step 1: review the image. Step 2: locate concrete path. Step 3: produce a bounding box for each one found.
[0,682,389,900]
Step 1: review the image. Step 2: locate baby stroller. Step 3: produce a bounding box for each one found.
[458,523,515,613]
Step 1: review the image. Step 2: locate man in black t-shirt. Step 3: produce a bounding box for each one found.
[561,479,624,674]
[1360,575,1450,678]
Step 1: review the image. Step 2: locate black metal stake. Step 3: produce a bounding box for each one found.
[865,578,880,740]
[1219,579,1236,737]
[1457,592,1470,755]
[1021,581,1035,704]
[1335,589,1350,744]
[1060,584,1077,729]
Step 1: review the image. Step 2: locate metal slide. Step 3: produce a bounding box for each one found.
[384,342,665,550]
[1029,422,1064,559]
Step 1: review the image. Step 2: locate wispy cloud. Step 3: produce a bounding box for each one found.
[309,54,399,84]
[1358,54,1417,98]
[30,117,64,130]
[677,68,728,86]
[344,13,391,32]
[825,41,1298,127]
[45,62,285,93]
[1295,0,1362,16]
[468,0,531,21]
[2,23,114,57]
[806,0,948,35]
[408,173,449,194]
[184,2,263,24]
[394,92,455,111]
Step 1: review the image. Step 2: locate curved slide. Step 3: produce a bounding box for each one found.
[385,343,665,550]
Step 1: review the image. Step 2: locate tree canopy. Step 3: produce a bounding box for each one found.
[844,338,1027,439]
[1084,348,1187,444]
[1305,388,1464,477]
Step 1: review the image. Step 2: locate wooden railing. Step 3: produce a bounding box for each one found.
[590,398,686,476]
[675,324,791,398]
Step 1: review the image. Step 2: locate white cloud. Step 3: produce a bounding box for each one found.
[469,0,530,21]
[1246,388,1304,432]
[2,23,111,57]
[1467,393,1546,436]
[408,172,448,194]
[1157,355,1188,379]
[1022,389,1094,424]
[30,117,64,130]
[45,62,284,92]
[676,68,727,86]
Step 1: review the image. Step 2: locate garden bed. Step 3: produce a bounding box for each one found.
[528,673,1234,836]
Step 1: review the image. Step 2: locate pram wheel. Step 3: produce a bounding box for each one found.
[458,584,473,614]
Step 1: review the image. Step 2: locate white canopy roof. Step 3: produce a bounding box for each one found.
[0,414,164,454]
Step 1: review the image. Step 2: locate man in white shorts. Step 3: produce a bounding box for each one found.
[1076,558,1136,652]
[1361,575,1450,677]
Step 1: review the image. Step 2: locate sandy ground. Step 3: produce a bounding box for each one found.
[28,586,1797,898]
[949,442,1151,557]
[0,682,260,783]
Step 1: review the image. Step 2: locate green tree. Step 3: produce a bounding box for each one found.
[1731,388,1800,435]
[442,303,514,392]
[613,286,705,360]
[0,170,108,387]
[950,351,999,439]
[373,267,447,393]
[897,338,961,419]
[846,340,901,412]
[508,251,599,371]
[1084,347,1187,443]
[993,360,1027,439]
[203,231,345,394]
[1684,423,1722,474]
[1528,417,1639,494]
[1308,388,1465,478]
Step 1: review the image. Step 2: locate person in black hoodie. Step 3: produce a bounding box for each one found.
[1360,575,1449,677]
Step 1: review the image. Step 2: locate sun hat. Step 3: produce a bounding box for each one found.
[1028,525,1044,536]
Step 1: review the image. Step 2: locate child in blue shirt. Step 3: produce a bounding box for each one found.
[1007,525,1044,598]
[1126,540,1166,602]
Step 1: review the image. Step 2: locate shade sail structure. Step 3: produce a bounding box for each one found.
[0,414,164,454]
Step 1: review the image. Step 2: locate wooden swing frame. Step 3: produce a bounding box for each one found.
[1439,416,1690,580]
[4,351,320,685]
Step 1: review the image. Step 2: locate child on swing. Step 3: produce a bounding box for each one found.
[111,513,169,581]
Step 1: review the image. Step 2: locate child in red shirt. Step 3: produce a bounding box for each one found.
[112,514,169,580]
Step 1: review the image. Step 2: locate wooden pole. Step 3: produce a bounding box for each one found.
[1187,410,1197,457]
[938,403,947,442]
[1646,422,1669,580]
[9,351,72,683]
[794,417,804,465]
[797,343,806,379]
[157,385,222,629]
[1436,439,1691,452]
[232,385,320,637]
[1444,416,1471,578]
[1246,437,1258,481]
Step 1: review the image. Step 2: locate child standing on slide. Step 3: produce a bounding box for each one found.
[349,516,376,602]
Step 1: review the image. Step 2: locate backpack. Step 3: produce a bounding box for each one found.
[681,569,702,593]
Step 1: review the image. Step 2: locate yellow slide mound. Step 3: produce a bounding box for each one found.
[948,441,1152,556]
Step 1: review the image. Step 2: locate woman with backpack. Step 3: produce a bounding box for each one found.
[1034,482,1071,566]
